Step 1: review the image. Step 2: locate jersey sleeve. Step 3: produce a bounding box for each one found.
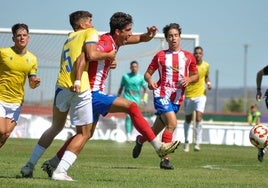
[28,53,38,77]
[85,28,99,44]
[98,34,114,52]
[120,74,126,86]
[142,78,147,88]
[189,53,197,72]
[205,62,210,76]
[147,51,163,72]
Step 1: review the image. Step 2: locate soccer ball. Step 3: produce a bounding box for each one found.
[249,125,268,148]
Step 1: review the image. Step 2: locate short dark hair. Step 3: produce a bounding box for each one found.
[163,23,181,39]
[251,104,258,109]
[109,12,133,35]
[130,60,138,66]
[12,23,29,36]
[69,10,92,30]
[194,46,203,52]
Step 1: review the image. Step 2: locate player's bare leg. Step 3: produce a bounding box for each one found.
[0,118,16,148]
[20,106,68,178]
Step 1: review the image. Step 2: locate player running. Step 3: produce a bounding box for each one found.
[132,23,198,169]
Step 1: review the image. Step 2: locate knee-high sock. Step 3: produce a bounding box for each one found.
[162,130,172,143]
[56,135,75,160]
[139,135,148,143]
[128,102,155,142]
[54,150,77,174]
[28,144,46,165]
[195,121,202,144]
[184,122,190,143]
[161,130,172,159]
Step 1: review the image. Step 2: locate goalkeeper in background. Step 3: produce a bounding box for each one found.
[117,60,149,141]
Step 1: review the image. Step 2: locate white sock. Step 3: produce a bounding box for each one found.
[149,137,161,151]
[195,121,202,145]
[28,144,46,165]
[184,122,190,143]
[54,150,77,174]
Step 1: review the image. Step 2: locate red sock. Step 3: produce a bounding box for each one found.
[162,130,172,143]
[128,102,156,142]
[56,135,75,159]
[139,135,148,143]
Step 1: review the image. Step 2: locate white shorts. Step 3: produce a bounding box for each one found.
[184,95,207,115]
[54,86,93,126]
[0,101,21,123]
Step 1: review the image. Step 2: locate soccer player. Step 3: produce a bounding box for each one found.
[247,103,261,126]
[42,12,180,180]
[132,23,199,169]
[256,65,268,101]
[255,66,268,162]
[183,46,212,152]
[0,23,40,149]
[117,60,149,141]
[20,11,116,180]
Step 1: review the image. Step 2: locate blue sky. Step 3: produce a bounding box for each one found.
[1,0,268,89]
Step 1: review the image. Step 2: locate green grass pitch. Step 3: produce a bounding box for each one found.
[0,138,267,188]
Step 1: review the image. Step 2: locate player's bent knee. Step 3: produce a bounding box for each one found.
[129,102,138,109]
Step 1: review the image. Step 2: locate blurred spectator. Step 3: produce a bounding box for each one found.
[248,104,261,126]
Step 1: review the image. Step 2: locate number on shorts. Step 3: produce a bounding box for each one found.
[160,98,169,105]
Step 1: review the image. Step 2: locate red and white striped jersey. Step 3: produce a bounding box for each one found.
[147,49,197,105]
[88,33,116,92]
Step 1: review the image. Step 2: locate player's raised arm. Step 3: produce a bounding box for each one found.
[126,26,158,44]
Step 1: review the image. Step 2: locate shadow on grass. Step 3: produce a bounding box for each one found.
[0,174,47,180]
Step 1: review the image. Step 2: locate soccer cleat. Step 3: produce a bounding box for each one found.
[41,160,56,178]
[20,162,34,178]
[258,148,265,162]
[183,143,190,152]
[194,144,200,151]
[157,141,180,158]
[132,135,143,158]
[160,158,174,170]
[52,171,75,181]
